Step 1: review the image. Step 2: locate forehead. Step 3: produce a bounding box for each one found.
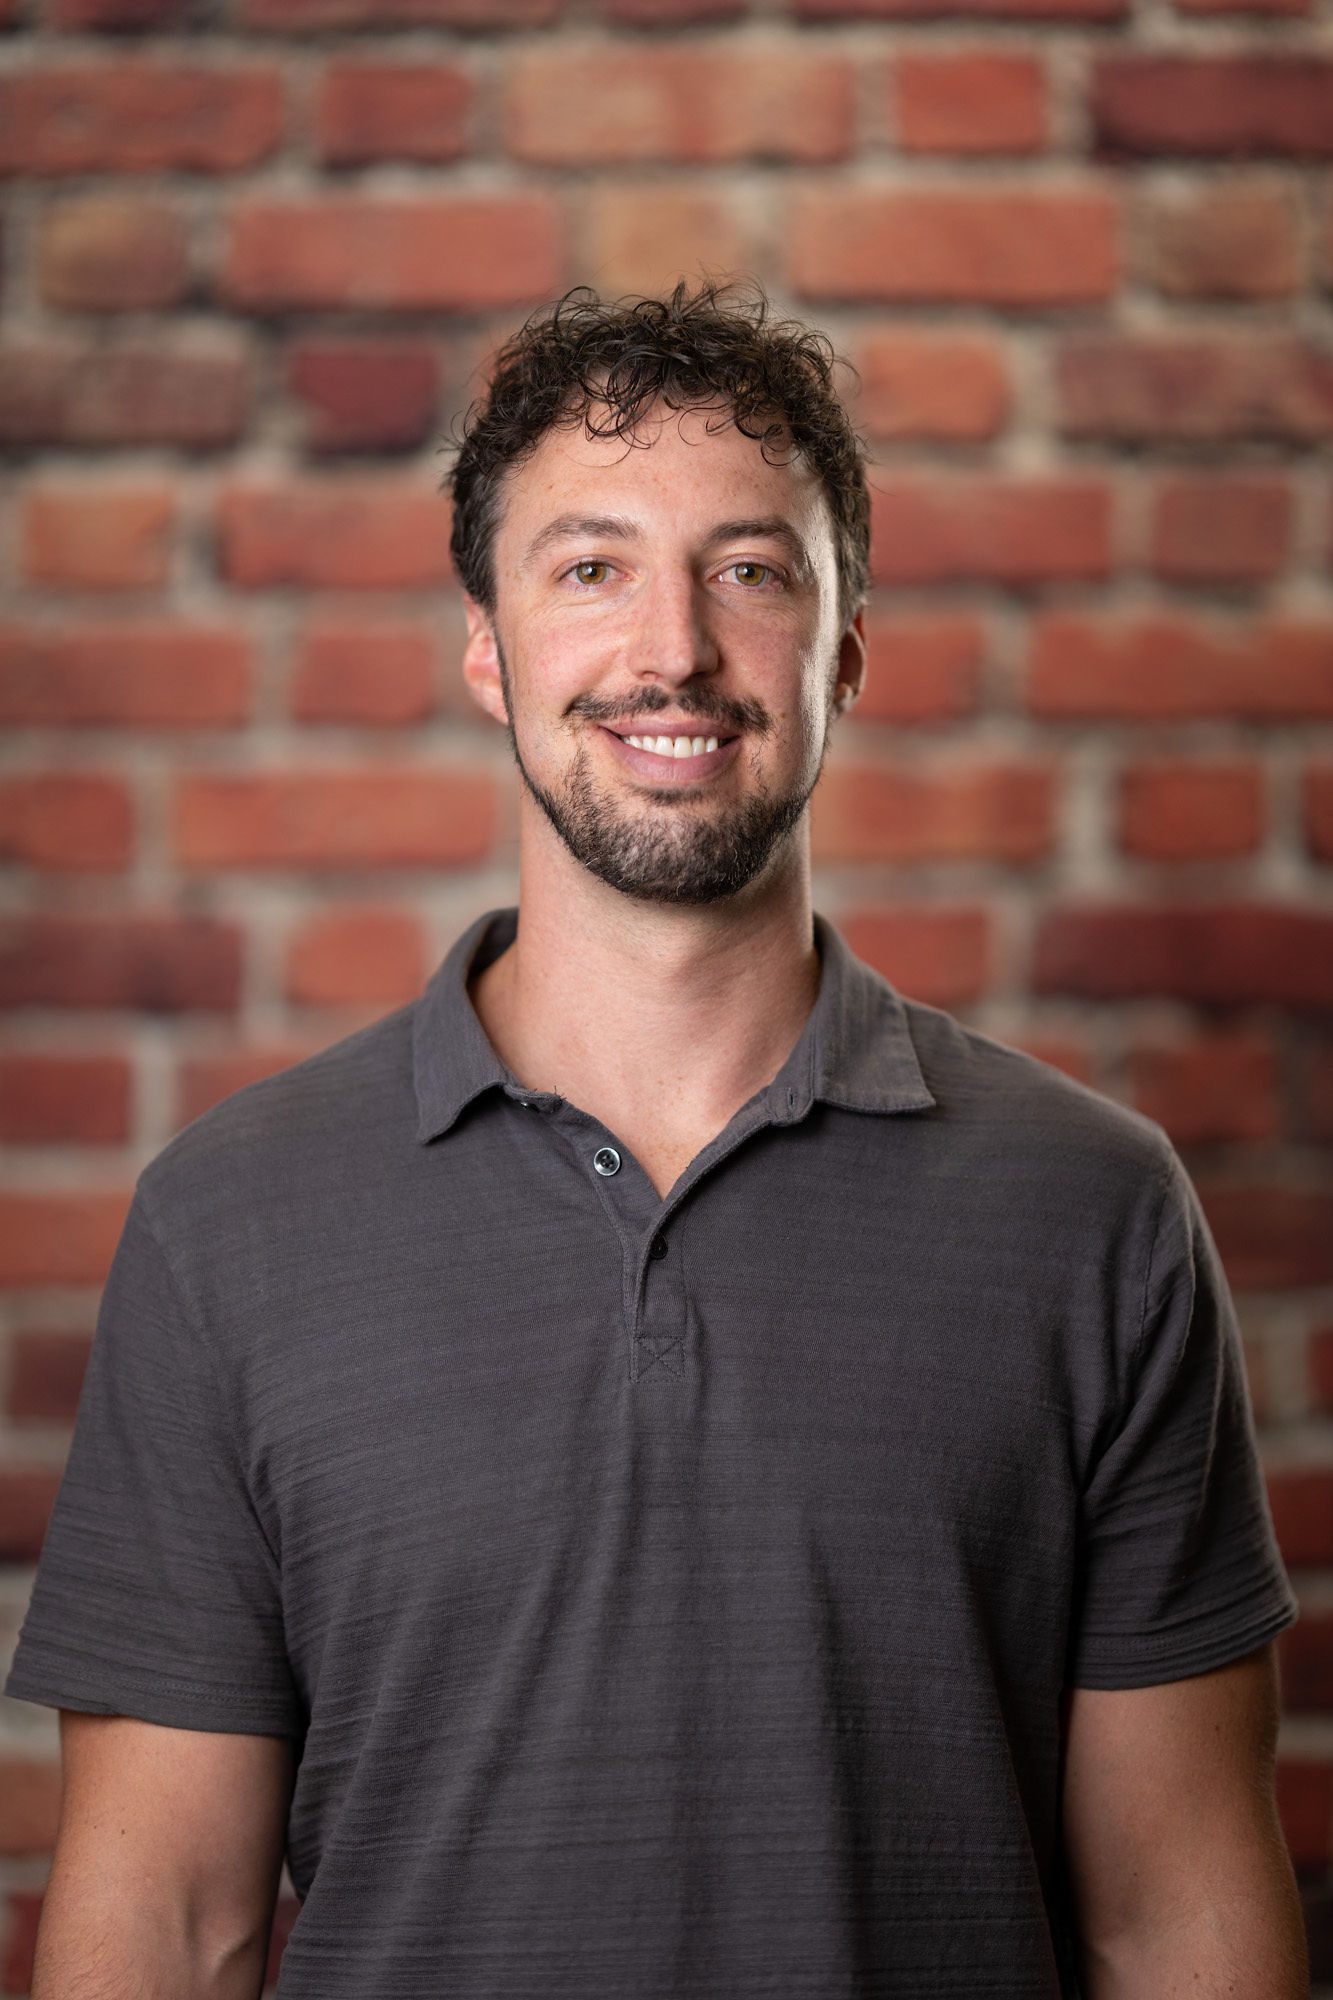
[495,401,831,548]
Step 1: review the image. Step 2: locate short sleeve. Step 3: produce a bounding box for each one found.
[1065,1146,1299,1689]
[4,1186,303,1738]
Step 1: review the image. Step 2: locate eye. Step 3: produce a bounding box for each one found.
[564,559,613,587]
[723,562,779,589]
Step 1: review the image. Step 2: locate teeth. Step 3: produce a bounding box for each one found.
[624,735,720,758]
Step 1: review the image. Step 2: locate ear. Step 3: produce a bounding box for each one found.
[460,595,509,728]
[833,609,867,716]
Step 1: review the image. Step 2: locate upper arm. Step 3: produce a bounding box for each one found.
[1061,1642,1294,1951]
[51,1710,297,1953]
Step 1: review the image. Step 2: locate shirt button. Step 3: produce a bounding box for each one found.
[593,1146,621,1177]
[649,1236,668,1260]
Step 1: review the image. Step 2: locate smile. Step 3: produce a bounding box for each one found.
[598,727,742,784]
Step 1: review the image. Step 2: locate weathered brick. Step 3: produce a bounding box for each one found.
[788,187,1117,304]
[870,478,1111,585]
[1309,1325,1333,1417]
[174,1044,326,1128]
[0,1190,130,1288]
[0,1052,130,1145]
[0,774,133,871]
[1202,1179,1333,1287]
[1092,56,1333,160]
[288,339,441,454]
[1118,759,1264,861]
[855,612,985,723]
[218,482,452,590]
[0,912,242,1012]
[1304,765,1333,860]
[223,197,560,311]
[0,1758,61,1856]
[240,0,552,25]
[285,906,426,1005]
[1126,1030,1279,1144]
[0,342,249,449]
[0,1468,61,1563]
[0,623,251,729]
[172,769,496,871]
[841,904,992,1006]
[0,64,284,175]
[1303,1044,1333,1144]
[1032,902,1333,1009]
[314,60,472,166]
[506,44,855,164]
[1140,179,1304,298]
[50,0,188,25]
[576,187,752,301]
[601,0,745,18]
[1054,334,1333,443]
[1177,0,1308,15]
[1275,1758,1333,1868]
[812,759,1055,862]
[291,621,437,724]
[797,0,1123,17]
[1151,473,1292,584]
[1001,1034,1095,1087]
[8,1328,94,1423]
[38,196,188,310]
[1027,615,1333,720]
[893,51,1046,154]
[851,331,1009,440]
[21,483,175,591]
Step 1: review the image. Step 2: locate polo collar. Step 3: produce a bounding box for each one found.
[412,905,936,1146]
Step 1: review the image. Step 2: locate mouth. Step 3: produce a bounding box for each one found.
[598,726,743,785]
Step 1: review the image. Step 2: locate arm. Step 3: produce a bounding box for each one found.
[31,1711,297,1999]
[1061,1643,1308,1998]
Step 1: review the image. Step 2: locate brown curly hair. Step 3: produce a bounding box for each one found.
[442,278,870,634]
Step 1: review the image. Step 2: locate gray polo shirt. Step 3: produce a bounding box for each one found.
[5,904,1297,1998]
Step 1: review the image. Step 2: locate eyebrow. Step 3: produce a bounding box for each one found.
[519,513,816,582]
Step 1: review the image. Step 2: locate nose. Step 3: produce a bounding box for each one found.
[633,568,720,687]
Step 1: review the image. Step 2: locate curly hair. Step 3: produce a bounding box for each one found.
[442,277,870,634]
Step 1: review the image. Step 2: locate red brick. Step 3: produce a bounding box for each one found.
[1304,1045,1333,1143]
[0,774,133,871]
[1126,1030,1279,1145]
[291,621,437,724]
[240,0,552,24]
[0,622,251,729]
[1141,180,1304,298]
[1,1890,41,1998]
[1204,1183,1333,1286]
[1027,615,1333,721]
[0,342,248,449]
[1054,334,1333,443]
[1269,1471,1333,1568]
[288,339,441,454]
[8,1328,94,1422]
[172,769,496,871]
[50,0,187,25]
[314,60,472,165]
[0,913,242,1012]
[1309,1324,1333,1417]
[38,196,188,310]
[1178,0,1308,14]
[1279,1611,1333,1714]
[21,484,174,592]
[175,1043,328,1127]
[0,1190,130,1288]
[812,759,1055,863]
[851,331,1009,441]
[0,1052,130,1145]
[855,612,985,724]
[1032,903,1333,1009]
[0,65,284,175]
[1275,1759,1333,1868]
[893,51,1046,154]
[0,1758,61,1856]
[1092,56,1333,160]
[797,0,1124,16]
[600,0,745,18]
[841,905,992,1007]
[1001,1034,1095,1087]
[223,196,560,312]
[576,188,753,300]
[506,45,854,165]
[1118,759,1264,861]
[870,478,1111,585]
[1304,766,1333,860]
[285,906,426,1006]
[0,1467,61,1562]
[218,482,452,590]
[788,187,1117,304]
[1151,474,1292,584]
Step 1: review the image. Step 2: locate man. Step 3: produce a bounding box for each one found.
[5,280,1308,1997]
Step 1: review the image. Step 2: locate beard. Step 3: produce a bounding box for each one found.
[494,635,833,908]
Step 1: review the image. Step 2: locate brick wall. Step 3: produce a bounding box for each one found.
[2,0,1332,1989]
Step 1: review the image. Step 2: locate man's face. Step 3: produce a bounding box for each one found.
[462,399,864,908]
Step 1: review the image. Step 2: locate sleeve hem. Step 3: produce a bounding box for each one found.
[1065,1590,1299,1692]
[4,1656,305,1741]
